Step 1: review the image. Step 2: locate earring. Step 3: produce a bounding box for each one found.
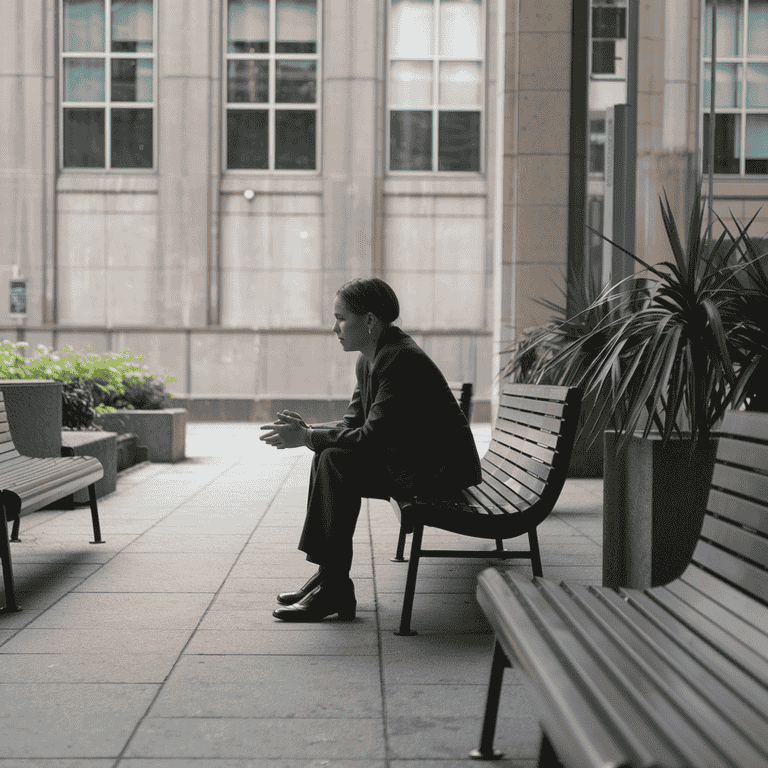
[368,327,372,336]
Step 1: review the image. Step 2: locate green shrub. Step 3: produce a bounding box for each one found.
[61,379,95,429]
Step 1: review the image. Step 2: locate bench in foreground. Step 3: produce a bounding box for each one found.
[0,391,105,614]
[473,409,768,767]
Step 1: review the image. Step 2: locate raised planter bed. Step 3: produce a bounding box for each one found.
[116,433,148,472]
[61,430,117,503]
[0,379,62,458]
[93,408,188,463]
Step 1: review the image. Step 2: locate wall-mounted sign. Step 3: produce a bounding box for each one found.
[9,279,27,316]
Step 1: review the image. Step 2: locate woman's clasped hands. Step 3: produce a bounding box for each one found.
[260,410,310,449]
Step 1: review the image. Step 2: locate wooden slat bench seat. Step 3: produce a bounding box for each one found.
[391,382,582,636]
[472,409,768,767]
[0,390,105,614]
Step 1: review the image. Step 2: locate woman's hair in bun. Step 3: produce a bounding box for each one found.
[337,277,400,325]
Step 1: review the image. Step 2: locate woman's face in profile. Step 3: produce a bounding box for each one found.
[332,295,368,353]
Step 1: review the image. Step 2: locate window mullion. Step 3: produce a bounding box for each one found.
[105,6,111,169]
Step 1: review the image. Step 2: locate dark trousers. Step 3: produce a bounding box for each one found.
[299,448,391,572]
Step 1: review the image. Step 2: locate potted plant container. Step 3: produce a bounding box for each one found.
[0,379,63,458]
[93,408,188,463]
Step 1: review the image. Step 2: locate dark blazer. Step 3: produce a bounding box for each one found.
[309,326,482,496]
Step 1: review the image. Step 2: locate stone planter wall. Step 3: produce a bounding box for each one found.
[61,431,117,502]
[602,431,717,589]
[0,379,62,458]
[93,408,188,462]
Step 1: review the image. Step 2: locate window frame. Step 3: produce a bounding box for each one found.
[59,0,157,172]
[701,0,768,177]
[223,0,322,174]
[386,0,487,175]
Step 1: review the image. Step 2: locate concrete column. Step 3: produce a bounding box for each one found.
[635,0,700,267]
[321,0,385,322]
[157,0,219,327]
[491,0,588,415]
[0,0,56,326]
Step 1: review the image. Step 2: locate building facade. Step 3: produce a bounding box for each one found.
[3,0,741,418]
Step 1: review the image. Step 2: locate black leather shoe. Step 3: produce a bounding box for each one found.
[272,580,356,622]
[276,568,324,606]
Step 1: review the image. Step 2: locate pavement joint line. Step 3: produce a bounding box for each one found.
[109,452,302,764]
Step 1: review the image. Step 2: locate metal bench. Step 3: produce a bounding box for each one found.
[391,382,582,636]
[472,408,768,766]
[0,390,105,614]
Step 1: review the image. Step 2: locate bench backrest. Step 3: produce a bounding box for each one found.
[475,383,582,523]
[686,410,768,606]
[0,391,20,465]
[447,381,473,422]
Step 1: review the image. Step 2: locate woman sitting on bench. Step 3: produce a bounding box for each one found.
[260,277,482,622]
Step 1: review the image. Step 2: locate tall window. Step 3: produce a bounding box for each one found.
[61,0,155,169]
[703,0,768,174]
[590,0,626,79]
[388,0,484,172]
[226,0,319,171]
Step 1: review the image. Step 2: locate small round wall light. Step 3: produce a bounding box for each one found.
[243,189,255,201]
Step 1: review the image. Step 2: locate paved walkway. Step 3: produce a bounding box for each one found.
[0,423,603,767]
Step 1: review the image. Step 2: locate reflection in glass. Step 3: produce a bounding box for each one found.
[439,0,481,58]
[749,0,768,56]
[439,61,481,105]
[228,0,269,53]
[228,109,268,169]
[111,107,152,167]
[703,63,741,108]
[390,110,432,170]
[705,0,743,57]
[64,58,105,102]
[276,110,316,169]
[276,0,317,53]
[111,59,152,101]
[703,113,740,174]
[228,60,269,103]
[592,40,617,75]
[592,7,626,38]
[63,108,105,167]
[746,113,768,172]
[390,61,433,107]
[747,64,768,106]
[391,0,434,58]
[276,60,317,103]
[63,0,105,53]
[438,110,479,171]
[111,0,152,52]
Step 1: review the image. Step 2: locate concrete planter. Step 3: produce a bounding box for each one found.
[602,431,717,589]
[61,430,117,502]
[93,408,188,463]
[0,379,62,458]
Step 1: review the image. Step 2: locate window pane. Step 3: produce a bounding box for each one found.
[111,58,152,101]
[227,109,268,169]
[228,0,269,53]
[439,0,481,58]
[439,61,481,106]
[276,0,317,53]
[111,0,152,52]
[63,58,105,101]
[111,107,152,167]
[228,60,269,103]
[276,60,317,103]
[592,40,616,74]
[391,0,434,58]
[63,0,105,53]
[703,113,740,174]
[390,61,433,107]
[438,110,479,171]
[746,114,768,173]
[390,110,432,170]
[275,110,316,169]
[703,63,742,108]
[748,0,768,55]
[704,0,743,57]
[592,7,626,38]
[63,108,105,167]
[589,140,605,173]
[747,64,768,107]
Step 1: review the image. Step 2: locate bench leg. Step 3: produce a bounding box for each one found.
[537,732,566,768]
[391,525,409,562]
[394,523,423,636]
[0,493,21,614]
[88,485,105,544]
[469,640,508,760]
[529,528,543,578]
[10,516,20,542]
